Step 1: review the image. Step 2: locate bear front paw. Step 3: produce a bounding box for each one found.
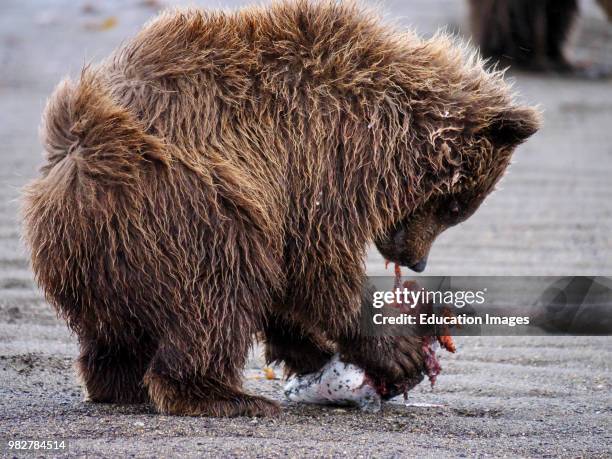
[340,335,425,385]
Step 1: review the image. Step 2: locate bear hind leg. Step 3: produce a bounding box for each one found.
[144,338,280,417]
[145,370,279,417]
[78,334,154,404]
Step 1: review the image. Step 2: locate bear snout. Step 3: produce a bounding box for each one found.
[409,257,428,273]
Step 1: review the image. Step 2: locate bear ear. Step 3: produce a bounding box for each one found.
[486,105,541,147]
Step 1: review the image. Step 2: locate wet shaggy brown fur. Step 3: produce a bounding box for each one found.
[22,1,539,417]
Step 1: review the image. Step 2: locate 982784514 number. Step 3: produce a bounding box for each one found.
[5,439,68,452]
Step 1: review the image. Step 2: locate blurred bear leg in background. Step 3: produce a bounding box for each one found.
[469,0,578,72]
[598,0,612,20]
[469,0,610,77]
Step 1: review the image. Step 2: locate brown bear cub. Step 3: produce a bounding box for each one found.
[22,1,539,416]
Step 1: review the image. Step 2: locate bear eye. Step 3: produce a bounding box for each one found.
[449,199,460,216]
[437,197,463,225]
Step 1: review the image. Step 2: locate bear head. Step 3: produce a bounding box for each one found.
[375,104,540,272]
